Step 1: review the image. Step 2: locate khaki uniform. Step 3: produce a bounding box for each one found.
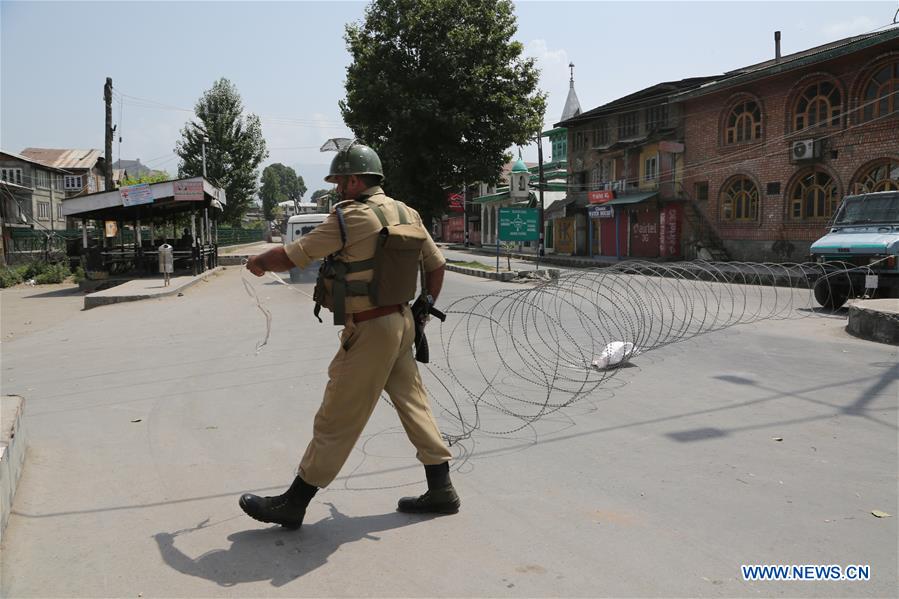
[283,186,452,487]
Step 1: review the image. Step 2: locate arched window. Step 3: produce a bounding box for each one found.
[852,158,899,193]
[725,100,762,144]
[788,169,839,220]
[861,60,899,121]
[794,80,842,130]
[720,177,759,221]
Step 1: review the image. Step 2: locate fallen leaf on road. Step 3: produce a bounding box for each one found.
[871,510,892,518]
[131,419,142,423]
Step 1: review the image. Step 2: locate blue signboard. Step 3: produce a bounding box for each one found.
[588,205,614,219]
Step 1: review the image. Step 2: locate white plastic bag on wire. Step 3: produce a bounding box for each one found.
[592,341,638,370]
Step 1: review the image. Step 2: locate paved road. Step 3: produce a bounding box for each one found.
[1,266,896,597]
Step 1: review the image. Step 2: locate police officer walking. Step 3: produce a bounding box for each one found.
[240,142,459,529]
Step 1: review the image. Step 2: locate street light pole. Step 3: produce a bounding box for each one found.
[537,133,545,258]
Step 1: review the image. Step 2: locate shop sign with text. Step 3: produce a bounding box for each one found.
[588,190,614,204]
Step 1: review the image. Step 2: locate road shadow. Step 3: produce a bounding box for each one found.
[21,286,84,298]
[153,502,435,588]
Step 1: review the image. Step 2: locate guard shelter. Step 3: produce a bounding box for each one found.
[60,176,226,277]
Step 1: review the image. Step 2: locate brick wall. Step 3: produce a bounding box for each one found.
[683,45,899,262]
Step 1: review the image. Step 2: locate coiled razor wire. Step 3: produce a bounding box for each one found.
[417,259,886,445]
[241,258,886,446]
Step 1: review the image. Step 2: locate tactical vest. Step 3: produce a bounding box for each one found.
[313,199,427,325]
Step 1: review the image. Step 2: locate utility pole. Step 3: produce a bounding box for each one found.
[463,182,469,247]
[201,135,209,178]
[104,77,114,191]
[537,133,545,258]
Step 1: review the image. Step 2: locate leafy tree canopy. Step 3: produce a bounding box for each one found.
[341,0,546,223]
[260,163,307,220]
[175,78,268,225]
[121,170,170,186]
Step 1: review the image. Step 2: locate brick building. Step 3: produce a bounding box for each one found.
[558,76,719,258]
[678,28,899,261]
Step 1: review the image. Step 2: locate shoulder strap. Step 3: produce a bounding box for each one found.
[334,205,348,247]
[362,197,412,227]
[396,202,410,225]
[368,203,389,227]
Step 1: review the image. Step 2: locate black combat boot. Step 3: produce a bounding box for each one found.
[239,476,318,529]
[397,462,460,514]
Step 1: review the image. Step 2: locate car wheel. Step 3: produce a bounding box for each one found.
[814,277,851,309]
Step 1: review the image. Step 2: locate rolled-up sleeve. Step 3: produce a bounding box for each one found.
[420,229,445,272]
[283,214,344,268]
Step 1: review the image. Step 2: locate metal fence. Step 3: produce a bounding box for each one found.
[216,228,264,246]
[5,226,262,255]
[5,228,77,263]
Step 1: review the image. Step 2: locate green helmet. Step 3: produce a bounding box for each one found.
[325,143,384,183]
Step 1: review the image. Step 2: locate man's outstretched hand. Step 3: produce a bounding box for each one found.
[246,255,266,276]
[245,246,294,277]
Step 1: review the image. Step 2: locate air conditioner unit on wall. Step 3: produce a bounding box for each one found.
[791,139,821,162]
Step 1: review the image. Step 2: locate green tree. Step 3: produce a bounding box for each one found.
[174,78,268,225]
[121,170,170,186]
[260,163,306,220]
[341,0,545,224]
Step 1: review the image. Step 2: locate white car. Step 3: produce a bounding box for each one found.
[283,213,328,283]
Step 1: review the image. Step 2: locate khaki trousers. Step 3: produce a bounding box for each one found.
[298,306,452,487]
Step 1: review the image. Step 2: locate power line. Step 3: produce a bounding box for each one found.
[112,89,350,129]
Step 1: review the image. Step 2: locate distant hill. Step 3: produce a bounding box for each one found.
[113,158,165,178]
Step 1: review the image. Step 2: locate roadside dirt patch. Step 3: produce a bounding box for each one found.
[1,283,85,343]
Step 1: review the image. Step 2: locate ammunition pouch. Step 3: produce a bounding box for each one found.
[313,257,374,325]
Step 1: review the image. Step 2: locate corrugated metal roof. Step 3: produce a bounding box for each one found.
[557,77,720,127]
[674,27,899,101]
[605,191,658,206]
[20,148,103,170]
[545,195,574,213]
[473,187,511,203]
[727,28,897,77]
[0,150,71,173]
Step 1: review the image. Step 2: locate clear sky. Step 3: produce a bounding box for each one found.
[2,1,896,195]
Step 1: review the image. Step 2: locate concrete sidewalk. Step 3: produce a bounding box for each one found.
[83,267,225,309]
[80,242,282,309]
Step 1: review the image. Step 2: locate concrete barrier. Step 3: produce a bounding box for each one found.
[1,395,27,534]
[445,264,516,281]
[847,299,899,345]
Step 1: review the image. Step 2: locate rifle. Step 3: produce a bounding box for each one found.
[411,293,446,363]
